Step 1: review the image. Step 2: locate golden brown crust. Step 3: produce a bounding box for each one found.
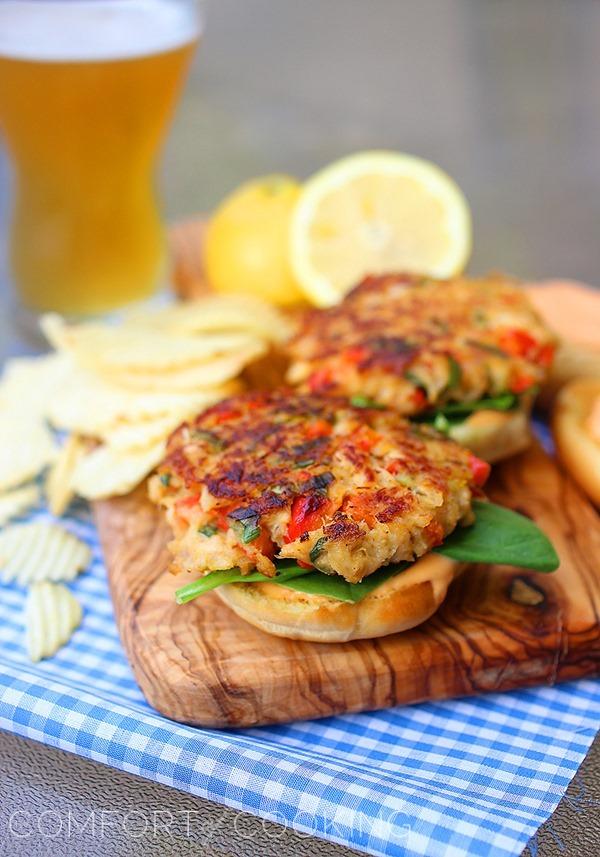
[215,554,465,642]
[287,273,555,413]
[151,390,478,582]
[448,402,532,463]
[552,378,600,506]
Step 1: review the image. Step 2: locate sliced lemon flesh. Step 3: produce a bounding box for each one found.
[290,151,472,306]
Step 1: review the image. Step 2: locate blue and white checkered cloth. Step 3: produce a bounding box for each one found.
[0,496,598,857]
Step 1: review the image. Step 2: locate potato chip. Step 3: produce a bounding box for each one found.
[46,366,239,436]
[101,411,191,452]
[71,440,166,499]
[45,434,89,516]
[0,415,57,492]
[98,343,265,392]
[0,352,71,419]
[25,581,82,662]
[42,312,264,372]
[0,522,91,585]
[0,484,41,526]
[128,294,295,344]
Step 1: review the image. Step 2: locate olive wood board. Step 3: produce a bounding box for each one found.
[94,441,600,728]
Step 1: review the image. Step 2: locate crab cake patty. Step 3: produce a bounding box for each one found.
[149,390,484,584]
[286,273,556,414]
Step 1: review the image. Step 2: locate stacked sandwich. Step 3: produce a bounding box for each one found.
[150,273,560,641]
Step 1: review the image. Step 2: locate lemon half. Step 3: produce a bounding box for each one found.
[290,151,472,307]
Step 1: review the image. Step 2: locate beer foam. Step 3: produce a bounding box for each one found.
[0,0,201,62]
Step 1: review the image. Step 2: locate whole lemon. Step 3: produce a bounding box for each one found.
[204,174,305,306]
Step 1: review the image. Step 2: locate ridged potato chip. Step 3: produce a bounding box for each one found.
[0,522,91,585]
[98,344,265,392]
[0,353,70,419]
[45,434,89,516]
[42,313,264,372]
[102,412,191,452]
[46,367,239,436]
[25,581,82,662]
[0,416,57,492]
[128,294,294,344]
[0,484,41,526]
[71,440,166,500]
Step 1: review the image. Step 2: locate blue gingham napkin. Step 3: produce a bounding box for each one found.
[0,497,598,857]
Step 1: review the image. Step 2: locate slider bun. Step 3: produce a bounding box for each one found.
[216,554,465,642]
[552,378,600,506]
[538,342,600,409]
[448,401,532,463]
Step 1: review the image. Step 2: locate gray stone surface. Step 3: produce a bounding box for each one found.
[0,1,599,855]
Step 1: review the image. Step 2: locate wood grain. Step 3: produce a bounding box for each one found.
[95,441,600,728]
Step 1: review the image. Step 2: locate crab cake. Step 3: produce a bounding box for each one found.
[286,273,556,461]
[149,390,485,585]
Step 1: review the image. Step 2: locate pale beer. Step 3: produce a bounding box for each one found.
[0,1,200,314]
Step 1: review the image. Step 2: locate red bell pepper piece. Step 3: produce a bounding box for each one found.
[308,369,334,393]
[510,372,536,394]
[286,495,329,542]
[468,454,491,487]
[306,419,332,439]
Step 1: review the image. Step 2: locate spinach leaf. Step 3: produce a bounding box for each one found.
[417,393,518,424]
[175,561,311,604]
[278,562,409,604]
[435,500,559,571]
[175,502,559,606]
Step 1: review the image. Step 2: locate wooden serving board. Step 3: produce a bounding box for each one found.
[95,442,600,728]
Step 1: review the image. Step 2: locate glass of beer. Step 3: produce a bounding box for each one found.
[0,0,202,316]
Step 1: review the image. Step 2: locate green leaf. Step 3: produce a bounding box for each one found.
[349,395,386,409]
[159,473,171,487]
[435,500,559,571]
[175,561,311,604]
[416,393,518,429]
[433,412,451,433]
[279,562,409,603]
[446,356,462,389]
[175,501,559,606]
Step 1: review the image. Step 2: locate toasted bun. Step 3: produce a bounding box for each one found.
[552,378,600,506]
[447,402,531,463]
[538,341,600,409]
[215,554,465,642]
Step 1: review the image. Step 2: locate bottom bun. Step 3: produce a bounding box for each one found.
[448,402,531,463]
[216,554,466,642]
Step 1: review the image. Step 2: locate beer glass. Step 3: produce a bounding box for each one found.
[0,0,202,315]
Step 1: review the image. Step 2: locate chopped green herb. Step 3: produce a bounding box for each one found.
[294,458,315,469]
[159,473,171,487]
[271,485,286,495]
[191,429,225,450]
[199,524,218,537]
[433,412,451,433]
[466,339,508,358]
[309,536,328,564]
[241,523,261,544]
[349,395,386,409]
[446,356,462,389]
